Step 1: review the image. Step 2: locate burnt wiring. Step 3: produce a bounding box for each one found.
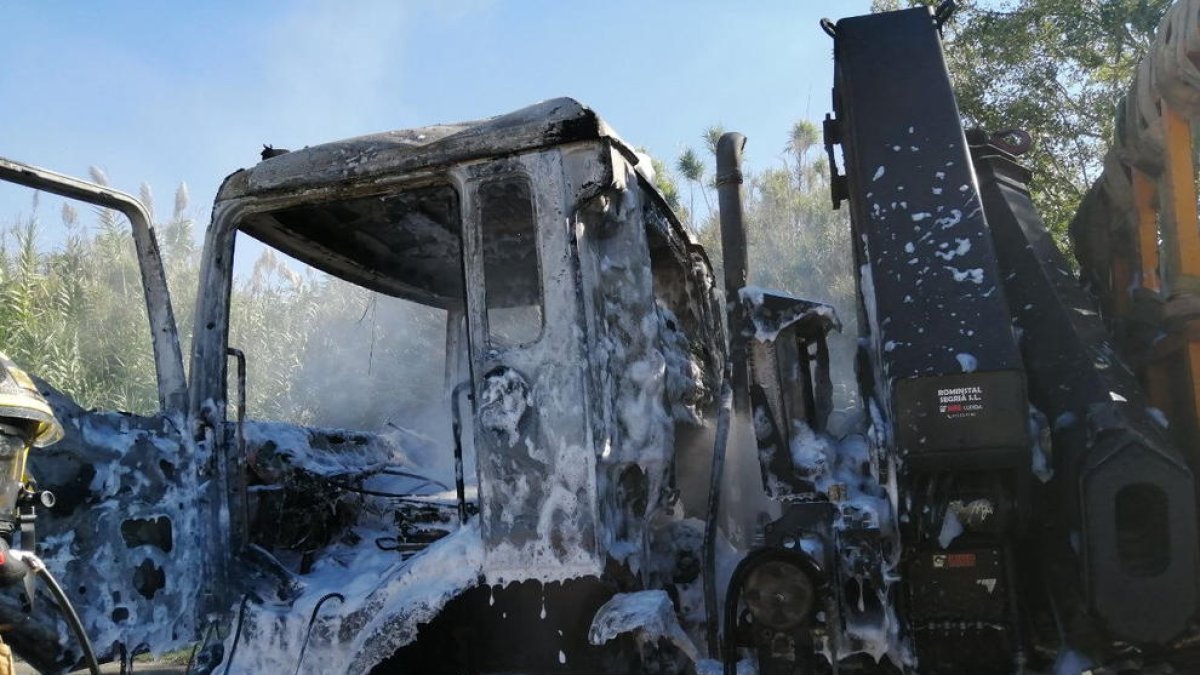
[375,537,402,552]
[185,620,214,674]
[702,380,733,659]
[293,592,345,675]
[326,463,452,496]
[378,467,450,483]
[372,534,456,557]
[326,481,452,501]
[223,593,253,675]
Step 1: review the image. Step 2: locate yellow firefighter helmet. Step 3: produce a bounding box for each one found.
[0,353,62,448]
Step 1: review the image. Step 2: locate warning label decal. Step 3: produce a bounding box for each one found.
[937,385,985,419]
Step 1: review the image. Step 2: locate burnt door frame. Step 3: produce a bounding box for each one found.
[455,151,601,585]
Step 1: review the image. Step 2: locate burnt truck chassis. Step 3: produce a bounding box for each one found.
[0,4,1197,675]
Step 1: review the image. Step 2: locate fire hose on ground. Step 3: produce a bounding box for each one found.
[12,550,100,675]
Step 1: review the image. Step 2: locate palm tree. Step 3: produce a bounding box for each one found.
[703,125,726,160]
[676,147,711,226]
[785,120,820,189]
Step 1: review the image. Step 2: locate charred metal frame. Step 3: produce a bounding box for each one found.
[456,148,604,583]
[0,98,723,672]
[0,158,209,671]
[188,111,715,668]
[0,158,187,415]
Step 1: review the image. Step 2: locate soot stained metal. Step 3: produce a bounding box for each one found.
[0,98,733,673]
[2,5,1200,672]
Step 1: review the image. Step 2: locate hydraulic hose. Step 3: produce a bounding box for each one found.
[18,552,99,675]
[293,592,345,675]
[722,551,763,675]
[702,380,733,659]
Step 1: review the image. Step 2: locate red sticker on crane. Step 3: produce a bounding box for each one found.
[947,553,976,568]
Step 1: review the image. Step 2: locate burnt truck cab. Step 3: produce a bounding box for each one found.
[186,98,726,671]
[0,98,825,673]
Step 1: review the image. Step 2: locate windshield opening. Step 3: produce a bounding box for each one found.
[227,183,473,493]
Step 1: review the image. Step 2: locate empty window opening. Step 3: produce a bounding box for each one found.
[229,183,472,484]
[479,177,543,346]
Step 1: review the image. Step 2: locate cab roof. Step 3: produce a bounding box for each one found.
[216,97,642,200]
[213,98,706,309]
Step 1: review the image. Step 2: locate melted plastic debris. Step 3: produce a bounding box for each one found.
[588,589,700,662]
[207,416,478,673]
[242,421,442,482]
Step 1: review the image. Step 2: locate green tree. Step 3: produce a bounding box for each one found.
[676,146,712,225]
[873,0,1171,246]
[0,187,161,412]
[784,120,820,188]
[703,125,727,161]
[648,155,684,215]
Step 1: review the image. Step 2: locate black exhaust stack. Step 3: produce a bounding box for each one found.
[704,132,750,659]
[716,132,750,412]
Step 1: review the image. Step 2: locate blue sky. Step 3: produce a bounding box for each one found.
[0,0,874,237]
